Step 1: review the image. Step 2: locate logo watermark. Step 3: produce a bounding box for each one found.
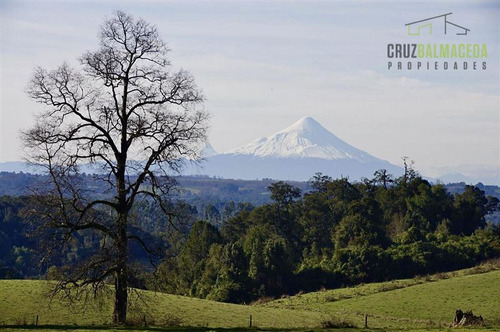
[387,13,487,71]
[405,13,469,36]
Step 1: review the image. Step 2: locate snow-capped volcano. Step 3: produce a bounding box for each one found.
[227,117,376,162]
[182,116,402,181]
[0,117,402,181]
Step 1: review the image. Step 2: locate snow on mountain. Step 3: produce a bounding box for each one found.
[0,117,404,181]
[227,116,378,162]
[200,142,217,158]
[184,142,217,160]
[181,116,403,181]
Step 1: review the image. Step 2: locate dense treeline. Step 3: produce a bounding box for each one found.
[0,172,309,209]
[152,169,500,303]
[0,196,195,279]
[1,168,499,304]
[0,196,37,278]
[1,171,498,223]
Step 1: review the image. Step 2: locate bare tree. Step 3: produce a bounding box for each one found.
[22,11,207,324]
[373,169,393,189]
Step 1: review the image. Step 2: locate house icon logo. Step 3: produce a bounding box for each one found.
[405,13,470,36]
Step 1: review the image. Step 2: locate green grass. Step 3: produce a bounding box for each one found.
[261,263,500,329]
[1,263,499,331]
[0,280,324,329]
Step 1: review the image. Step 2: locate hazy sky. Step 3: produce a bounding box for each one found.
[1,1,499,183]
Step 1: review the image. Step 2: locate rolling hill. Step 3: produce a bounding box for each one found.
[0,263,499,330]
[262,264,500,329]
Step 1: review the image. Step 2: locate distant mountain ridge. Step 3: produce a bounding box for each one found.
[227,116,380,162]
[200,142,217,158]
[0,117,405,181]
[0,161,44,174]
[185,117,403,181]
[2,117,495,184]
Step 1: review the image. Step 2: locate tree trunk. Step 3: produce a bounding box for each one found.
[113,213,128,325]
[114,265,127,324]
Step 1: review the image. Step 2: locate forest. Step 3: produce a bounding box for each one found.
[1,167,499,304]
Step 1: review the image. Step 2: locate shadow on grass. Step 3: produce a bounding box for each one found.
[0,326,251,332]
[0,325,370,332]
[0,325,333,332]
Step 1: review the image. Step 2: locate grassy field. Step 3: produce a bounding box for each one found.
[262,263,500,329]
[1,263,499,331]
[0,280,324,329]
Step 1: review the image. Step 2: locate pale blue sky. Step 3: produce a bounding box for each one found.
[1,1,499,183]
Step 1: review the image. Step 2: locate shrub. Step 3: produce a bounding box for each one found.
[320,316,355,328]
[250,296,275,305]
[324,295,336,302]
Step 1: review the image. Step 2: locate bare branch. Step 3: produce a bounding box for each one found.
[23,10,208,324]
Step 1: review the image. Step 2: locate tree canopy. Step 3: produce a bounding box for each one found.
[23,11,208,324]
